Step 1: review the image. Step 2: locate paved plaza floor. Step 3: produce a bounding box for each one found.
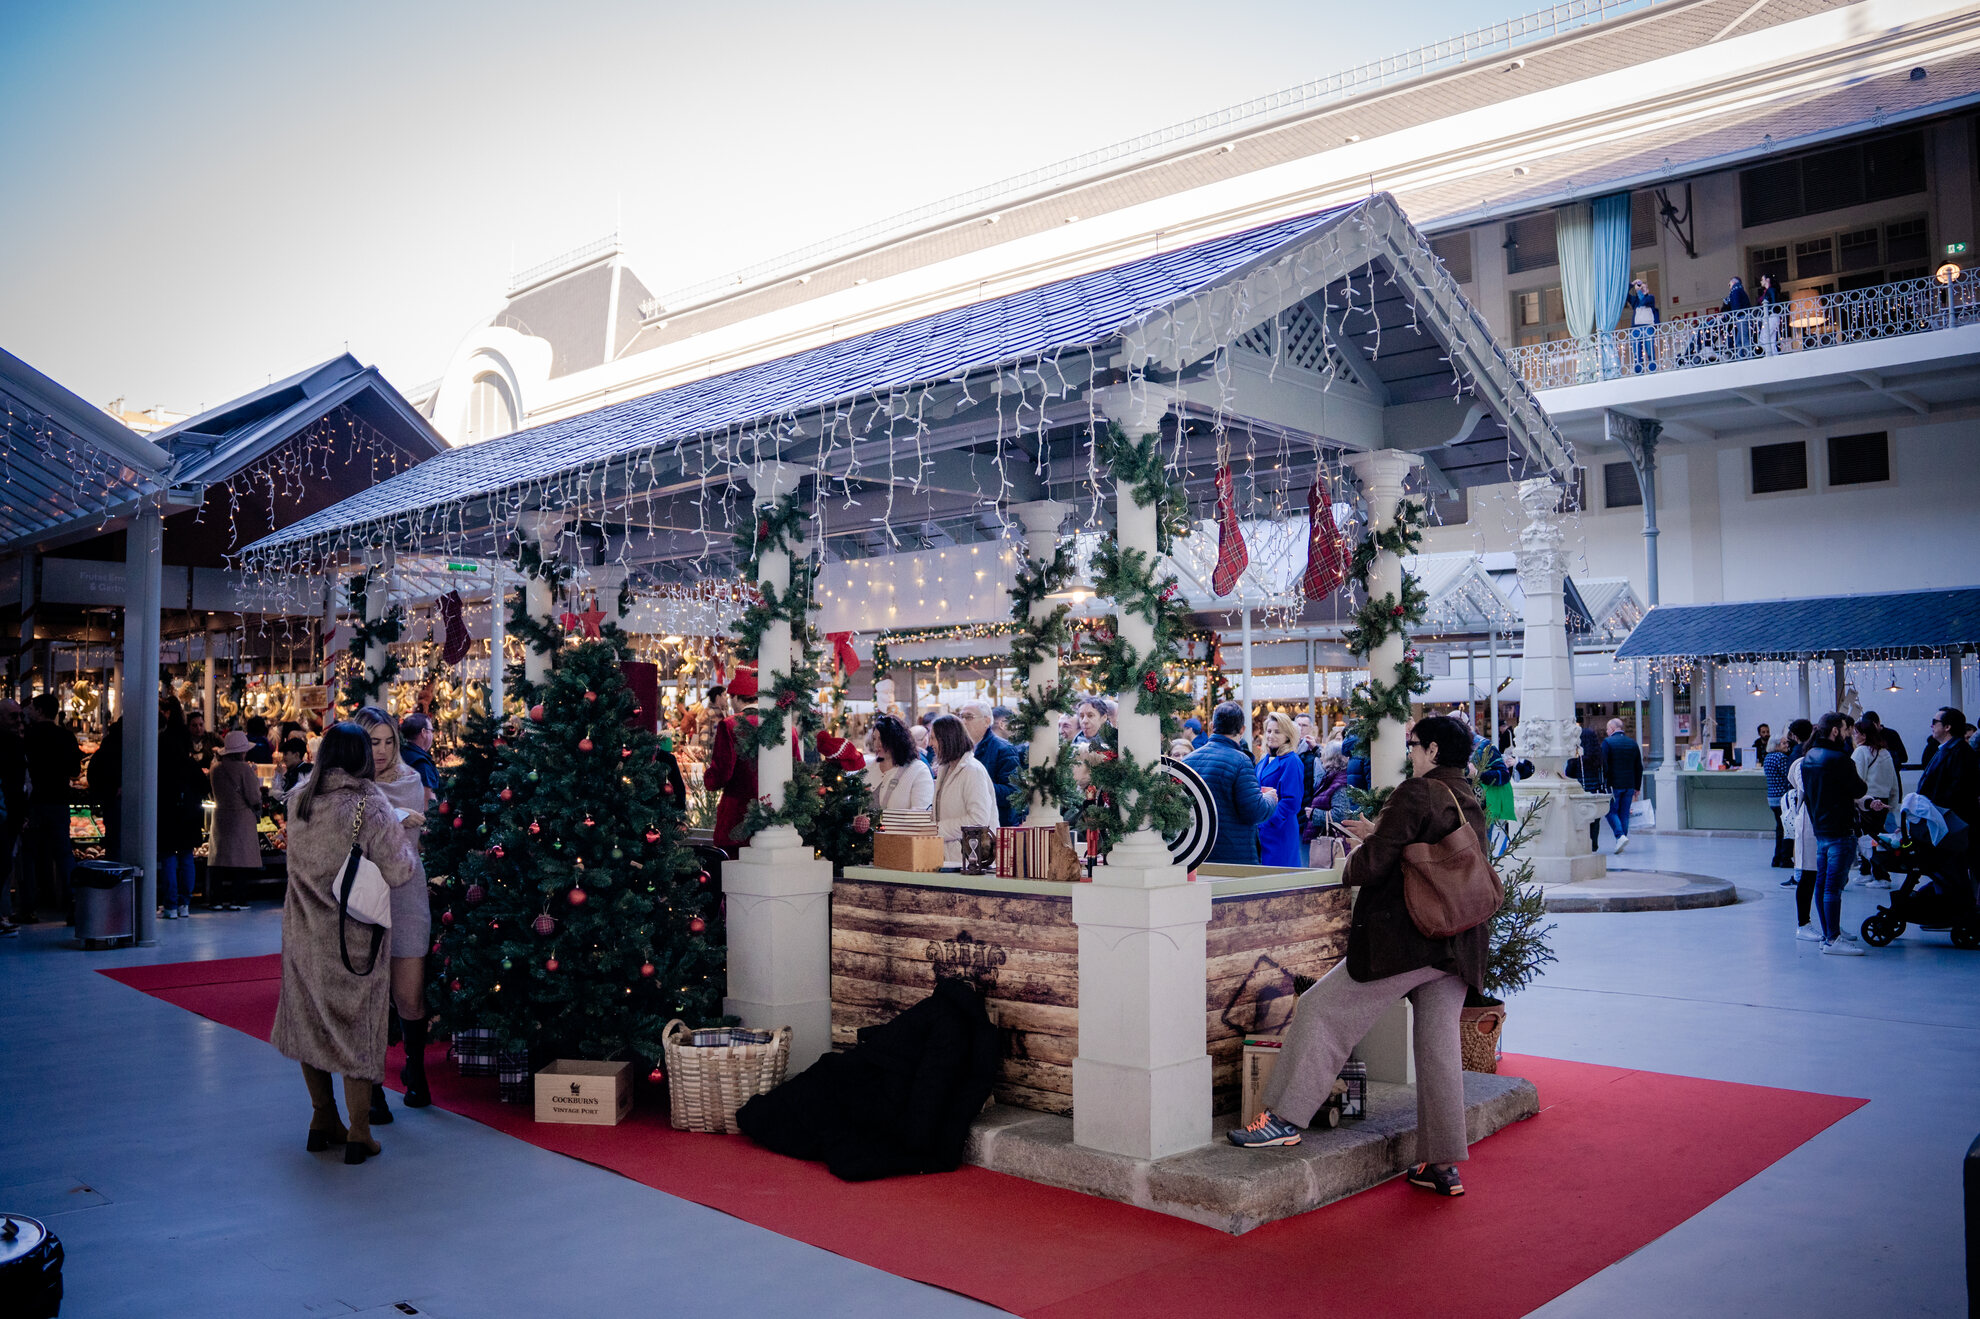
[2,828,1973,1316]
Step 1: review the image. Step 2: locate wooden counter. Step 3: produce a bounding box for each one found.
[831,863,1350,1116]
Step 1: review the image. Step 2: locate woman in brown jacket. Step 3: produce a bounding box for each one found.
[1230,714,1490,1198]
[208,731,267,911]
[271,724,419,1164]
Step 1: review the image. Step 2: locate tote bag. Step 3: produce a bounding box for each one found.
[1400,784,1504,939]
[337,795,393,976]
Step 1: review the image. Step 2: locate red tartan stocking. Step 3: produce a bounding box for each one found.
[1210,464,1248,597]
[1301,471,1349,600]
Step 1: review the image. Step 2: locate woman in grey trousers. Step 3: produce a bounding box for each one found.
[1229,714,1488,1198]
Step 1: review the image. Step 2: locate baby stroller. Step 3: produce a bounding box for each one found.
[1858,812,1979,949]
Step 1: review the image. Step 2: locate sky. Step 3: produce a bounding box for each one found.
[1,0,1544,416]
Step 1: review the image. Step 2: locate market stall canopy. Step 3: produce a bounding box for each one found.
[0,345,190,554]
[1614,587,1980,663]
[241,194,1571,592]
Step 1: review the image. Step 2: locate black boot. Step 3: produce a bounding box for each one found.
[386,1007,404,1048]
[400,1016,432,1108]
[369,1076,394,1125]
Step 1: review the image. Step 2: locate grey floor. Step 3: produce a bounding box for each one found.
[1,830,1973,1317]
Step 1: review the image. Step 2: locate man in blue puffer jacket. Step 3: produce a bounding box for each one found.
[1186,701,1277,865]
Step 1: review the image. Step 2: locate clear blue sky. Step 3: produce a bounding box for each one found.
[0,0,1543,414]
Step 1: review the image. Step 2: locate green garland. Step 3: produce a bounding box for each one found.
[871,621,1022,677]
[1074,423,1194,852]
[1343,496,1431,815]
[343,571,405,711]
[729,492,828,838]
[1001,542,1078,818]
[506,539,573,663]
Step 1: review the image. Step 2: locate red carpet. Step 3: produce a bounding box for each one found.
[103,956,1865,1318]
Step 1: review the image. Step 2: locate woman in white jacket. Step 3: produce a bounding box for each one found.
[859,713,933,823]
[929,714,996,869]
[1851,724,1899,884]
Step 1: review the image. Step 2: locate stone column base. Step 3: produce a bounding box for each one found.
[721,830,834,1070]
[1072,1054,1213,1163]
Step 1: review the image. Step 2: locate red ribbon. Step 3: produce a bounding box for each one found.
[826,631,862,677]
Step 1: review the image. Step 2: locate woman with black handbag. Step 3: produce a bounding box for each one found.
[270,723,419,1165]
[1230,716,1495,1199]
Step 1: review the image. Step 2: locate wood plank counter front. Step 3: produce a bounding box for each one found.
[832,865,1350,1116]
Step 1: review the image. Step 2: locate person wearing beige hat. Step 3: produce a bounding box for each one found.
[207,730,265,912]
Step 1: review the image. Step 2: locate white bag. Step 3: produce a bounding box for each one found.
[1630,797,1656,831]
[337,796,392,975]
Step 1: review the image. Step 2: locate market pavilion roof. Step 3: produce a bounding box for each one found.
[1614,587,1980,663]
[0,345,180,554]
[243,194,1571,589]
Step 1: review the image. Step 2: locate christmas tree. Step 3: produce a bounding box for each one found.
[430,608,724,1067]
[809,734,874,874]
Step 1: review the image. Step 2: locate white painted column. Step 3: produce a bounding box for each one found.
[1014,499,1070,826]
[121,504,163,946]
[1240,608,1254,740]
[486,560,506,721]
[1798,662,1812,722]
[1341,450,1423,789]
[517,513,565,688]
[1508,478,1607,885]
[1073,384,1210,1162]
[722,461,833,1069]
[1488,627,1500,747]
[1832,657,1846,713]
[200,623,216,724]
[361,549,391,703]
[1653,673,1678,824]
[1952,654,1965,713]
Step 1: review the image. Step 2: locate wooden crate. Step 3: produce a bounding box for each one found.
[829,874,1349,1116]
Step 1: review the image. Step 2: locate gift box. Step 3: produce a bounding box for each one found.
[873,832,945,872]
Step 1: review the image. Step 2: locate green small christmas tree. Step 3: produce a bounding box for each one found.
[809,751,874,874]
[431,605,723,1067]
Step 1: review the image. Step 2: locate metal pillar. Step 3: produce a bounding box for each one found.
[487,560,506,721]
[121,504,163,946]
[1953,653,1965,712]
[1488,627,1500,747]
[1014,500,1071,825]
[1306,640,1316,724]
[1833,656,1847,712]
[1798,661,1813,722]
[1609,412,1663,607]
[1239,608,1254,740]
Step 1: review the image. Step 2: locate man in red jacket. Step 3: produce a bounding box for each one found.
[704,666,758,857]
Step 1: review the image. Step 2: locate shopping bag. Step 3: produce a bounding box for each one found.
[1631,797,1656,830]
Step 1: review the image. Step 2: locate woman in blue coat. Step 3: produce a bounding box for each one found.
[1256,712,1306,867]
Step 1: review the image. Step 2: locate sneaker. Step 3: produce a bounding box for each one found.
[1614,835,1630,853]
[1821,939,1865,957]
[178,904,190,918]
[1407,1163,1465,1196]
[1835,929,1860,943]
[1862,878,1891,890]
[0,920,18,937]
[1795,924,1822,942]
[1779,877,1798,887]
[1227,1111,1302,1148]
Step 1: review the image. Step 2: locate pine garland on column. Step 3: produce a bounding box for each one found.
[1007,543,1078,815]
[1341,496,1431,815]
[342,571,405,712]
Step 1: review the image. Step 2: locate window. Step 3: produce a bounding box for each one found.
[463,373,517,443]
[1429,487,1469,525]
[1506,213,1558,274]
[1739,130,1928,227]
[1827,432,1890,485]
[1749,216,1930,295]
[1795,237,1835,279]
[1430,232,1474,284]
[1886,216,1930,265]
[1512,285,1568,346]
[1751,441,1808,494]
[1750,245,1789,287]
[1631,191,1658,249]
[1603,461,1643,508]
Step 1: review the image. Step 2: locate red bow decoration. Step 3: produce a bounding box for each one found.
[825,631,862,677]
[1301,471,1349,601]
[438,591,471,665]
[1211,463,1248,597]
[557,611,580,633]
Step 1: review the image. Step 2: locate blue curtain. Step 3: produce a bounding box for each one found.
[1558,193,1633,338]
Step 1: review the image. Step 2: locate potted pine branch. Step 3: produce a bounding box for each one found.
[1463,799,1559,1073]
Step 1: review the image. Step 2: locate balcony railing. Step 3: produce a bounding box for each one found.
[1508,269,1980,390]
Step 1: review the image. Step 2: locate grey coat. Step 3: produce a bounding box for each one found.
[271,770,420,1081]
[208,757,265,870]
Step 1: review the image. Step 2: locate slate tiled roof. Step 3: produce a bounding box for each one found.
[1614,588,1980,660]
[246,203,1357,555]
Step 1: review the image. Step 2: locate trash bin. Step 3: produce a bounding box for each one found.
[0,1213,63,1319]
[72,860,137,949]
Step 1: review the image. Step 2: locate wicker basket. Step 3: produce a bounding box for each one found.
[1459,1003,1506,1074]
[662,1019,792,1133]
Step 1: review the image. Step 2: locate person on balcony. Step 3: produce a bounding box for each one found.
[1757,274,1785,355]
[1721,277,1754,359]
[1625,278,1659,373]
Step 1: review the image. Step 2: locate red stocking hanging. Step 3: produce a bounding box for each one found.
[1301,470,1349,601]
[1210,462,1248,597]
[439,590,471,665]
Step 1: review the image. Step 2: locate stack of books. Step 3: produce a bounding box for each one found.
[879,809,936,835]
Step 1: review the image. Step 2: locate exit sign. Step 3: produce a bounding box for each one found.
[1948,242,1968,255]
[446,562,480,573]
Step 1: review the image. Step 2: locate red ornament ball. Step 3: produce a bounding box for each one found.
[662,782,672,794]
[529,704,545,722]
[644,828,660,844]
[441,909,455,925]
[1390,605,1406,617]
[437,800,451,816]
[578,737,594,752]
[451,979,463,993]
[697,871,709,886]
[688,916,707,934]
[648,1067,664,1084]
[544,957,559,972]
[453,816,466,830]
[582,815,595,828]
[528,819,542,836]
[499,787,513,803]
[489,919,502,931]
[465,884,485,905]
[532,913,556,936]
[568,887,588,907]
[621,747,632,760]
[639,962,655,978]
[487,844,505,859]
[584,690,597,703]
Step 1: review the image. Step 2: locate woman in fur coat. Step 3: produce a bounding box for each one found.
[271,723,419,1163]
[355,706,433,1113]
